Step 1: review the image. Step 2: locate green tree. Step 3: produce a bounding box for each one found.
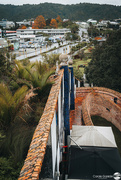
[0,84,35,131]
[69,23,79,34]
[85,29,121,92]
[88,26,100,38]
[46,18,51,27]
[47,40,52,47]
[14,60,54,98]
[65,23,80,41]
[43,53,60,68]
[78,49,85,60]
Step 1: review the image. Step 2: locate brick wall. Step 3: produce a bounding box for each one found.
[80,87,121,131]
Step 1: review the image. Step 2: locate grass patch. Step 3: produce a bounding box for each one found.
[73,58,91,67]
[91,116,121,157]
[73,58,91,74]
[72,46,92,76]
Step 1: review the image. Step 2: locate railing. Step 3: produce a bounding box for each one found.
[50,75,65,179]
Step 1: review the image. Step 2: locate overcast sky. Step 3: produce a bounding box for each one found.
[0,0,121,6]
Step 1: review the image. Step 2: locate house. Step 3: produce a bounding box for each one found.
[0,19,15,29]
[96,20,109,29]
[108,21,119,30]
[80,22,89,29]
[87,19,97,25]
[16,19,33,27]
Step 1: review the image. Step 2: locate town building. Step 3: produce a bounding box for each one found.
[87,19,97,25]
[108,21,119,29]
[16,28,71,37]
[0,19,15,29]
[16,19,34,27]
[96,20,109,29]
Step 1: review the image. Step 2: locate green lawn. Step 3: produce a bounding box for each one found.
[91,116,121,157]
[73,58,91,74]
[72,46,92,75]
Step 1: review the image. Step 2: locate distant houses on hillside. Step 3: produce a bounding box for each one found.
[77,18,120,30]
[0,19,15,29]
[0,17,121,31]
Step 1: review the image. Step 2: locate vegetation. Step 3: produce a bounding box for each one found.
[70,42,87,54]
[1,3,121,22]
[0,48,56,179]
[56,15,62,23]
[88,25,100,38]
[91,116,121,156]
[32,15,46,29]
[43,53,61,68]
[50,19,58,28]
[72,44,92,80]
[65,23,80,41]
[85,29,121,92]
[0,156,22,180]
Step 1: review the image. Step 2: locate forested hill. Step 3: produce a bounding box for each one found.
[0,3,121,22]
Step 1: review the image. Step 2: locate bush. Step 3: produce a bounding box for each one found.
[0,122,35,163]
[0,157,23,180]
[73,68,83,80]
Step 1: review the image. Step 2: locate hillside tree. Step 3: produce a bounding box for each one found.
[33,15,46,29]
[85,29,121,92]
[56,15,62,23]
[50,19,58,28]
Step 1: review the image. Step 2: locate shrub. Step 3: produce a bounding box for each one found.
[0,157,23,180]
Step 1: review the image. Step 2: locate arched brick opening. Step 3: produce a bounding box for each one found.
[81,88,121,131]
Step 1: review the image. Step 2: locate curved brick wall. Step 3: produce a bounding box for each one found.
[80,87,121,131]
[77,87,121,101]
[82,93,93,126]
[18,69,64,180]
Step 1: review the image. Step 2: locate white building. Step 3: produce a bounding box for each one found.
[96,20,109,29]
[87,19,97,25]
[16,28,71,37]
[6,21,15,29]
[0,19,15,29]
[80,22,89,29]
[16,19,33,27]
[63,19,70,22]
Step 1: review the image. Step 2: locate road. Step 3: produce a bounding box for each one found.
[16,42,59,60]
[15,41,78,62]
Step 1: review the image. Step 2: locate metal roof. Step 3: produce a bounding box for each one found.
[70,125,117,148]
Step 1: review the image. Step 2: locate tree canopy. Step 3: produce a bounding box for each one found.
[69,23,79,34]
[19,25,27,29]
[50,19,58,28]
[33,15,46,29]
[85,29,121,92]
[1,3,121,22]
[56,15,62,23]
